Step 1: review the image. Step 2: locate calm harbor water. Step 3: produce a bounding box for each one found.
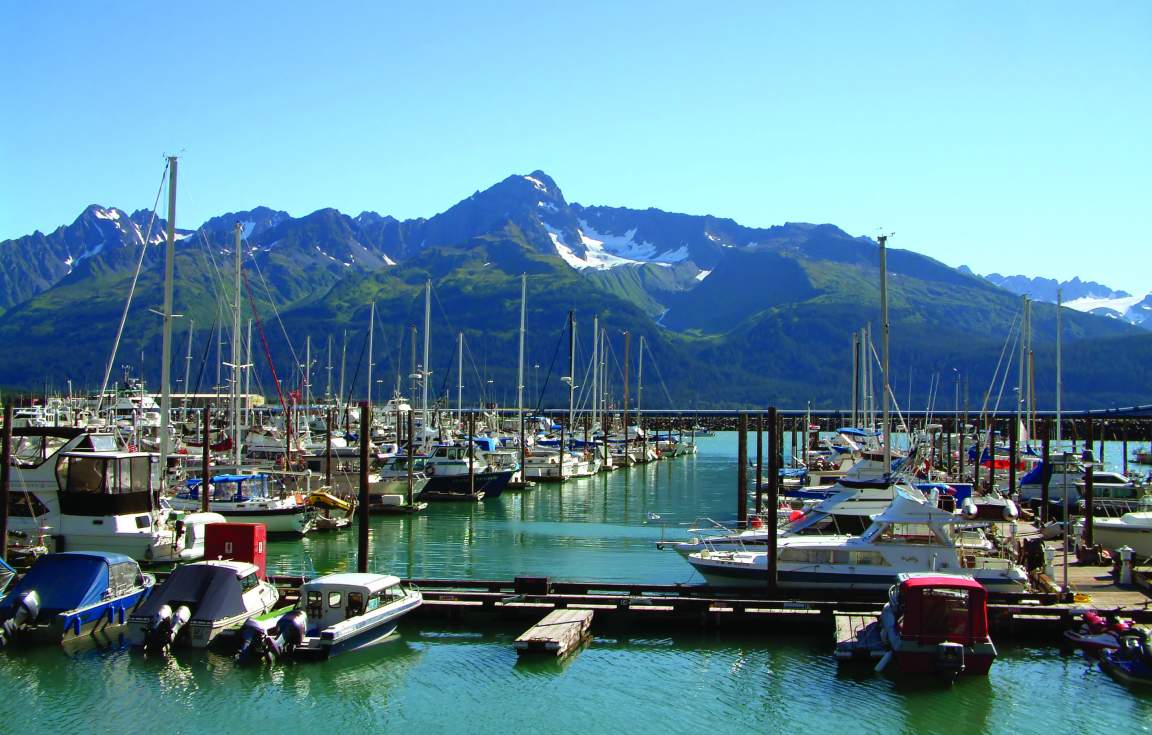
[3,434,1151,733]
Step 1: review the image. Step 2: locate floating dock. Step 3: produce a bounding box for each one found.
[514,609,593,657]
[833,611,881,661]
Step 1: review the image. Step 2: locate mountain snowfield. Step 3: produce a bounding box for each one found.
[974,269,1151,330]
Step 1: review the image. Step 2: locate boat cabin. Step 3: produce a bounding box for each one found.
[891,573,989,646]
[54,451,158,516]
[184,474,273,503]
[297,573,408,630]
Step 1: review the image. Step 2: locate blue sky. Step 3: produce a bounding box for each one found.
[2,2,1149,292]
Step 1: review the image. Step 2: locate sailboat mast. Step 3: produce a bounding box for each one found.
[182,319,194,421]
[637,334,644,438]
[231,221,243,470]
[326,334,333,401]
[244,319,252,430]
[1056,288,1063,441]
[850,330,859,428]
[422,279,431,441]
[878,235,892,472]
[567,311,576,442]
[158,156,177,480]
[367,303,375,407]
[457,331,464,425]
[1017,296,1027,441]
[517,274,527,471]
[622,331,631,451]
[591,316,599,433]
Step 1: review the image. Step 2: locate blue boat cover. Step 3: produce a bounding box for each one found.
[471,437,499,452]
[1,552,132,614]
[836,427,880,437]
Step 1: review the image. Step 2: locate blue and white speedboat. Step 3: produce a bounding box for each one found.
[0,551,154,647]
[236,572,421,664]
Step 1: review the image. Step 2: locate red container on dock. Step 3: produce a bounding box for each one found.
[204,523,268,579]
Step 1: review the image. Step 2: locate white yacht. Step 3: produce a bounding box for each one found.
[4,427,220,562]
[685,488,1029,593]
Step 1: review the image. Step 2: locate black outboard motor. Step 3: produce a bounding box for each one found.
[236,610,307,666]
[143,603,192,653]
[0,591,41,648]
[935,641,966,681]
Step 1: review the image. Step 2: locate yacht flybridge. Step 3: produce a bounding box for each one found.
[4,427,219,563]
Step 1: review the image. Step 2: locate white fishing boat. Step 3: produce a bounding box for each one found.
[685,488,1028,593]
[127,559,279,651]
[236,572,422,663]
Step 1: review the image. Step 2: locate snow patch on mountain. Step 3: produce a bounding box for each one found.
[93,208,120,221]
[695,269,712,281]
[1064,294,1146,314]
[524,175,549,193]
[577,220,687,265]
[543,222,649,270]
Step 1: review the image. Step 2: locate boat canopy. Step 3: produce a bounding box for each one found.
[1,552,140,614]
[896,573,989,644]
[836,428,880,437]
[135,562,255,623]
[471,437,500,452]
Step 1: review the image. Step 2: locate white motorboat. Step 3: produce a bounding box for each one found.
[127,560,279,651]
[685,487,1028,593]
[1089,512,1152,559]
[236,572,421,663]
[168,473,316,536]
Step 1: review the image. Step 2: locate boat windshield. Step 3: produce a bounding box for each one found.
[876,523,946,545]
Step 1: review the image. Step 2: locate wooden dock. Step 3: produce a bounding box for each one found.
[514,609,593,657]
[833,611,880,661]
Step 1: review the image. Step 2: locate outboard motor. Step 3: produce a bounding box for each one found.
[236,618,278,666]
[236,610,307,666]
[276,609,308,654]
[144,604,192,653]
[0,591,41,648]
[935,641,966,681]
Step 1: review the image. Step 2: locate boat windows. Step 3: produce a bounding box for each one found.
[917,588,972,641]
[879,523,940,545]
[328,591,342,608]
[6,491,49,518]
[239,572,260,593]
[109,561,143,596]
[779,548,890,566]
[346,592,364,618]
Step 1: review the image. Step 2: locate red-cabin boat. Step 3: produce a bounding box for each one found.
[878,573,997,678]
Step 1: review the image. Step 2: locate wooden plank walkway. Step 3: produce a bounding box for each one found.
[514,609,593,657]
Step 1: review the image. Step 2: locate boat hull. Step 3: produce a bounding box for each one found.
[419,470,513,500]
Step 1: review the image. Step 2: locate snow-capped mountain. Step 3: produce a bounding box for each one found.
[963,268,1151,330]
